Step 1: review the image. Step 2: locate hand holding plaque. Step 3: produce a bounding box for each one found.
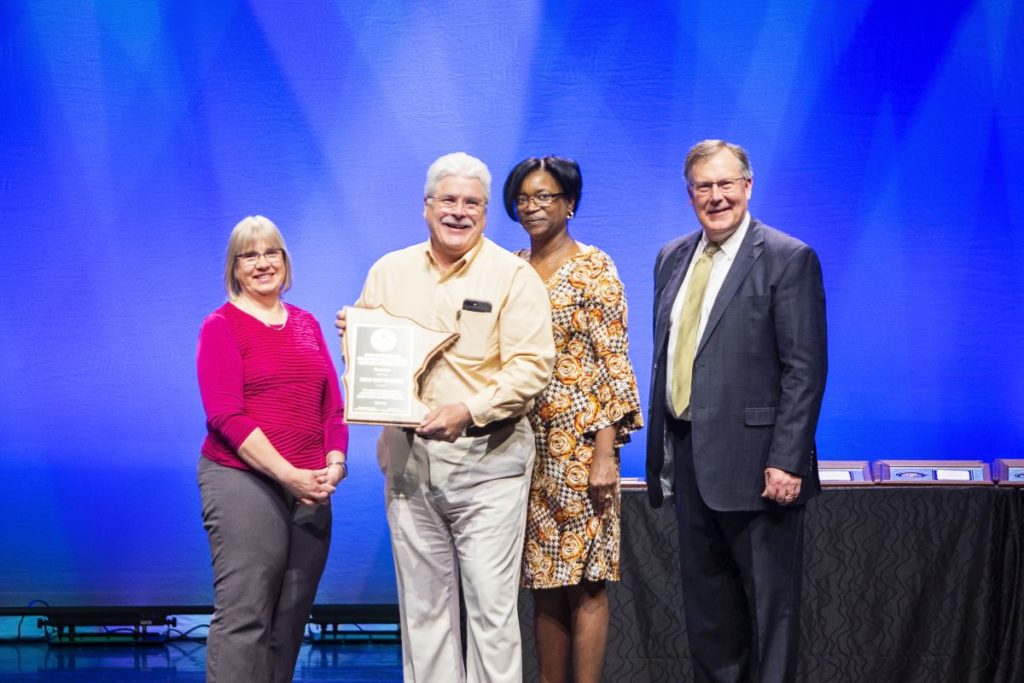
[341,306,458,426]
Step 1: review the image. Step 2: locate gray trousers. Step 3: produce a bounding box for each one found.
[198,456,332,683]
[378,418,535,683]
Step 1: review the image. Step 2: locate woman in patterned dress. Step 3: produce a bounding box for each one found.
[503,157,643,683]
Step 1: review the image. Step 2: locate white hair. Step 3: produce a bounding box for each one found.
[424,152,492,201]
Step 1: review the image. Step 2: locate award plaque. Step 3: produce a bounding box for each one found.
[818,460,873,487]
[619,477,648,491]
[873,460,992,486]
[993,459,1024,486]
[341,306,458,426]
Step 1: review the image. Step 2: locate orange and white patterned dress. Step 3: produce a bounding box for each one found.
[521,245,643,588]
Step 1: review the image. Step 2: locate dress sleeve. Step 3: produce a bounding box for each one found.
[196,312,260,449]
[585,254,644,445]
[317,325,349,455]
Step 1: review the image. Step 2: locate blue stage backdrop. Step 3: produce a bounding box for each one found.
[1,1,1021,609]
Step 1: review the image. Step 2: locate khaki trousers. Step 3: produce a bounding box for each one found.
[378,418,534,683]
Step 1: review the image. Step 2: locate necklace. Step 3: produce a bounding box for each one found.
[263,305,288,330]
[265,317,287,331]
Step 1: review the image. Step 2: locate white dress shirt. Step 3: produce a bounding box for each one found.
[665,212,751,418]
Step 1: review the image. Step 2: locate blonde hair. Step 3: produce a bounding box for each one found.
[223,215,292,298]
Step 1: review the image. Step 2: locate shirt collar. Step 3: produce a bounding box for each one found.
[423,236,487,280]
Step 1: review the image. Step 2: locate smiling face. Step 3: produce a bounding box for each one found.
[424,175,488,269]
[515,169,572,242]
[687,148,752,243]
[233,239,286,305]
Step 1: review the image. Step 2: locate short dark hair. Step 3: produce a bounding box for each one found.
[502,156,583,221]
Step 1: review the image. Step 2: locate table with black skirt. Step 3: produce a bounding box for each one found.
[520,487,1024,683]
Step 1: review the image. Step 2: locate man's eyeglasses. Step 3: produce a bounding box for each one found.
[236,248,285,266]
[689,177,747,196]
[427,195,487,214]
[515,192,564,208]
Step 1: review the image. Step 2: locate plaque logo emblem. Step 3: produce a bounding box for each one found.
[370,328,398,353]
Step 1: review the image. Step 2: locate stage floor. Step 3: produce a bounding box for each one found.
[0,642,403,682]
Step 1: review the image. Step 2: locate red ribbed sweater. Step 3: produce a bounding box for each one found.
[197,302,348,471]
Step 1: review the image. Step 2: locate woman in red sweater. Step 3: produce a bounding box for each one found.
[196,215,348,683]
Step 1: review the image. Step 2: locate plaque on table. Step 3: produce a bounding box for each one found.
[873,460,992,486]
[341,306,458,427]
[993,459,1024,486]
[818,460,873,487]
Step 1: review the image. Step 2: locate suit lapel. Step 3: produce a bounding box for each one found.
[696,220,764,357]
[655,233,701,356]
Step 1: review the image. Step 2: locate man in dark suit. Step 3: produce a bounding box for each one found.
[646,140,827,683]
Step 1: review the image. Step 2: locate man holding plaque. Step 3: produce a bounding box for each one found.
[345,152,555,683]
[646,140,828,683]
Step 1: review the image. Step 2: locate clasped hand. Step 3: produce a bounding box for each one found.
[286,466,336,506]
[761,466,801,506]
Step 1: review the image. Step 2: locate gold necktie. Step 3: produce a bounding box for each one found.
[671,242,720,416]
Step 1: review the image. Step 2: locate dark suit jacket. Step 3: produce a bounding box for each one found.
[646,218,828,511]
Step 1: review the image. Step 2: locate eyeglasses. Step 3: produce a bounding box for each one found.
[427,195,487,215]
[236,248,284,266]
[515,192,564,208]
[689,177,747,196]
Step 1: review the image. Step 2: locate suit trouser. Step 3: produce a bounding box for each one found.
[378,419,534,683]
[669,419,804,683]
[198,456,332,683]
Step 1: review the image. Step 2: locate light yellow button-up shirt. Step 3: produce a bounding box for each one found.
[357,237,555,427]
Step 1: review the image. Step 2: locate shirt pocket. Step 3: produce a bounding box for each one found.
[454,310,496,360]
